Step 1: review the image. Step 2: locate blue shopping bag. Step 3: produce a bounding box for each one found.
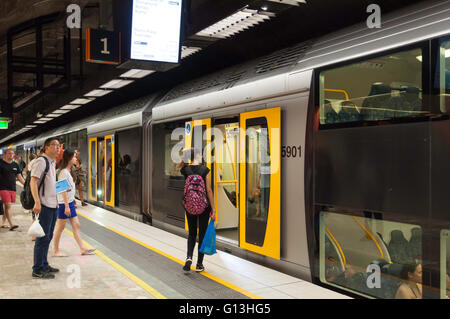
[199,219,216,255]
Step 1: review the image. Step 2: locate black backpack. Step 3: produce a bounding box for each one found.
[20,157,49,210]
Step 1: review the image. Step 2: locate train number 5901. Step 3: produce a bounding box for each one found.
[281,145,301,158]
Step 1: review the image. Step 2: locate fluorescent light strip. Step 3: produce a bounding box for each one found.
[52,109,71,114]
[85,89,112,97]
[120,69,155,79]
[61,104,82,110]
[267,0,306,5]
[70,98,94,105]
[196,9,273,39]
[100,79,134,89]
[33,120,46,124]
[25,125,37,128]
[181,46,202,59]
[47,113,63,118]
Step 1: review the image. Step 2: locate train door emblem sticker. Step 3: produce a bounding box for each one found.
[186,122,191,136]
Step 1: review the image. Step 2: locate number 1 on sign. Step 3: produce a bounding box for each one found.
[100,38,110,54]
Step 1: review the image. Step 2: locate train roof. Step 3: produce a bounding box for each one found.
[8,93,158,149]
[152,0,450,122]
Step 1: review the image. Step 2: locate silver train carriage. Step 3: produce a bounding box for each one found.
[2,0,449,299]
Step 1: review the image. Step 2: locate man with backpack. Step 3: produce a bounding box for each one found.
[180,148,216,273]
[30,137,60,279]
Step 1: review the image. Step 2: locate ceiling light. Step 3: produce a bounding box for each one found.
[33,120,47,124]
[39,117,53,121]
[85,89,112,97]
[47,113,63,118]
[181,46,202,59]
[51,109,71,114]
[100,79,134,89]
[267,0,306,5]
[25,125,37,128]
[61,104,82,110]
[70,98,94,105]
[119,69,155,79]
[196,8,274,39]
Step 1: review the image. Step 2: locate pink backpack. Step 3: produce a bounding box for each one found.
[182,167,208,215]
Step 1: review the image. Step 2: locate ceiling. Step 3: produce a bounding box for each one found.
[0,0,428,144]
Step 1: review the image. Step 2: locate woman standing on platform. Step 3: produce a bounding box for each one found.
[180,148,216,273]
[53,149,95,257]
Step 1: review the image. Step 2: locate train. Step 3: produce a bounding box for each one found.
[2,0,449,299]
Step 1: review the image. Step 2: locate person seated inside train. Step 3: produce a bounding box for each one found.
[325,257,364,291]
[395,261,422,299]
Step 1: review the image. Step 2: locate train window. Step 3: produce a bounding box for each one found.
[245,118,270,247]
[441,230,450,299]
[89,139,97,200]
[105,138,113,203]
[319,48,426,126]
[117,128,141,213]
[437,39,450,113]
[320,211,422,299]
[164,132,183,178]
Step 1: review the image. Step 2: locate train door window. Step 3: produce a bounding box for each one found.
[245,118,270,247]
[104,135,115,207]
[319,47,427,127]
[165,132,183,178]
[97,138,105,203]
[320,211,422,299]
[88,138,97,201]
[437,38,450,113]
[441,230,450,299]
[240,107,280,260]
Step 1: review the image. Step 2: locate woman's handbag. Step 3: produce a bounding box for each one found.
[199,219,217,256]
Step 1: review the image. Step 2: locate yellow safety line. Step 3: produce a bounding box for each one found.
[325,227,346,266]
[63,228,166,299]
[352,216,385,259]
[76,212,261,299]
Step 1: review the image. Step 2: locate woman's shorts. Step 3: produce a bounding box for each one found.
[57,201,77,219]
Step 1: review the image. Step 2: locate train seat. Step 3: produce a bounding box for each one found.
[323,99,340,124]
[387,230,413,264]
[361,82,392,121]
[408,227,422,260]
[338,101,362,123]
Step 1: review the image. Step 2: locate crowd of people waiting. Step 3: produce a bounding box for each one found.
[0,138,94,279]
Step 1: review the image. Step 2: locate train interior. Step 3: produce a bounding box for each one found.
[319,48,425,125]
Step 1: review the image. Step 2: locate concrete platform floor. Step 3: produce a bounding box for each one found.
[0,201,153,299]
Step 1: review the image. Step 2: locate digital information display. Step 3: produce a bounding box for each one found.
[130,0,182,64]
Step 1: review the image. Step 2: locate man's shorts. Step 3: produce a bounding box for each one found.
[0,190,16,204]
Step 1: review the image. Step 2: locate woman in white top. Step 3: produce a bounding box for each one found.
[53,149,95,257]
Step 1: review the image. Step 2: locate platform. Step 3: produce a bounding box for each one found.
[0,196,350,299]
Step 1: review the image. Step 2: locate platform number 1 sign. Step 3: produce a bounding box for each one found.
[86,28,121,65]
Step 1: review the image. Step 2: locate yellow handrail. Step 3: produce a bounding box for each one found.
[352,216,385,259]
[325,227,347,267]
[324,89,349,101]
